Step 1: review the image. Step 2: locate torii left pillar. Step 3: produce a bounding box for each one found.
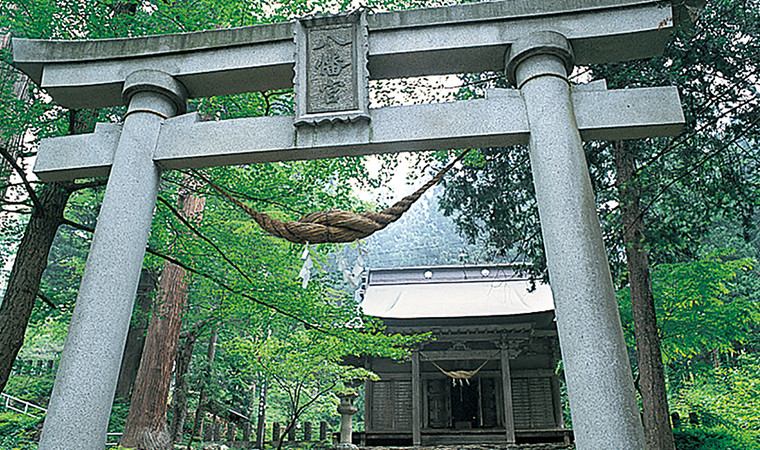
[38,70,187,450]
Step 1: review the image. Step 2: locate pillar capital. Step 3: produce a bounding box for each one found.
[122,69,188,116]
[505,31,574,88]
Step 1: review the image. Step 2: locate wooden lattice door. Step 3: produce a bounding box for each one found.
[426,379,450,428]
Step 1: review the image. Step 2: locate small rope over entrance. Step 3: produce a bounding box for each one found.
[197,150,470,244]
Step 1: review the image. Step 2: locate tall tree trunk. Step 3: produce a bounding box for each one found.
[115,269,157,400]
[0,184,71,391]
[168,326,201,444]
[614,140,675,450]
[0,109,97,393]
[187,329,217,449]
[120,193,205,450]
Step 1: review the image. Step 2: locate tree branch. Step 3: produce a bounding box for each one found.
[636,95,759,176]
[157,195,253,284]
[60,218,338,336]
[1,207,32,214]
[635,114,760,232]
[0,145,41,210]
[0,181,40,191]
[186,169,307,215]
[36,291,57,309]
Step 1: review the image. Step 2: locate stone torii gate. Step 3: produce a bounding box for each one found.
[13,1,684,449]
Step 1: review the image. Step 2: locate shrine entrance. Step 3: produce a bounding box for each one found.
[451,381,479,429]
[12,1,685,448]
[427,372,499,430]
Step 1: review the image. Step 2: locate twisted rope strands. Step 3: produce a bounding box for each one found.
[196,149,470,244]
[431,360,490,380]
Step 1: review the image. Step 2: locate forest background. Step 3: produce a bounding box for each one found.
[0,0,758,449]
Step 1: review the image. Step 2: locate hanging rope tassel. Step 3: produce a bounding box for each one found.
[196,150,470,244]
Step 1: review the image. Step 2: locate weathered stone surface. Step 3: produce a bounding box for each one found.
[37,72,186,450]
[506,31,645,449]
[337,392,359,446]
[307,24,356,112]
[294,12,370,125]
[12,0,672,109]
[34,85,683,181]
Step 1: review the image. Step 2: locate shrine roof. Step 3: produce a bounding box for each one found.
[359,264,554,320]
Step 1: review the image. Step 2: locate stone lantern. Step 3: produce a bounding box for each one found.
[336,391,359,449]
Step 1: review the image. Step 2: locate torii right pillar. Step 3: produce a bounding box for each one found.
[506,31,646,449]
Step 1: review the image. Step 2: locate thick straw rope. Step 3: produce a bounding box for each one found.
[198,150,470,244]
[431,360,489,381]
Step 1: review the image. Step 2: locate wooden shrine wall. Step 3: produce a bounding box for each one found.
[370,379,413,432]
[367,374,558,432]
[511,377,557,430]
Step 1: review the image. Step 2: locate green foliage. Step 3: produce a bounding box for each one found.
[674,427,759,450]
[670,355,760,447]
[3,375,54,407]
[618,251,759,364]
[0,412,41,448]
[0,215,28,298]
[108,400,130,434]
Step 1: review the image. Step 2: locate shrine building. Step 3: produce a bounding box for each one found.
[352,264,571,447]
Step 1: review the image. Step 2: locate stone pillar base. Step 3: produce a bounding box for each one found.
[336,443,358,450]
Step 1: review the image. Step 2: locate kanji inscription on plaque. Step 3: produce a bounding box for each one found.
[294,12,369,126]
[309,25,354,112]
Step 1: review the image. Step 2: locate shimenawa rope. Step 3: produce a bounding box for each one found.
[431,360,489,386]
[196,150,470,244]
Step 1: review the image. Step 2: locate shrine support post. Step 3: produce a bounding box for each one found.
[411,348,421,446]
[506,31,646,449]
[499,345,516,443]
[38,71,187,450]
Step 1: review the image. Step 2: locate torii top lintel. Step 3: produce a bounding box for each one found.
[12,0,672,109]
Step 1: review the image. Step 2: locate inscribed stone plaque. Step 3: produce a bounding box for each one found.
[294,12,369,126]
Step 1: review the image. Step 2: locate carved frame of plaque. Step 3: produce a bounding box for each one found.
[294,11,369,126]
